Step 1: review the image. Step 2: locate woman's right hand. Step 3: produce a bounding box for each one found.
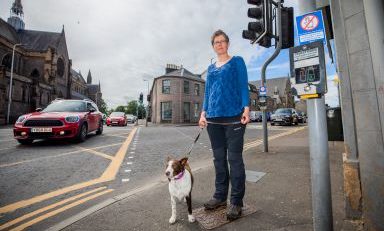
[199,114,207,128]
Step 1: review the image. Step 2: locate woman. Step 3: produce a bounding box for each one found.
[199,30,250,220]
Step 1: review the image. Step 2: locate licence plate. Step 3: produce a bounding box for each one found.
[31,127,52,133]
[112,121,118,124]
[275,119,282,122]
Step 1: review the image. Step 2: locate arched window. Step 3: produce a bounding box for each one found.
[57,58,65,77]
[30,69,40,78]
[1,54,12,70]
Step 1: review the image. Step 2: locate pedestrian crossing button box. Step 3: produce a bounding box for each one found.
[289,41,327,99]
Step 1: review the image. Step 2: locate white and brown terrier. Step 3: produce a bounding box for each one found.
[165,157,195,224]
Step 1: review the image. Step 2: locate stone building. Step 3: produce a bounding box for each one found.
[150,64,205,124]
[250,76,295,112]
[0,0,102,124]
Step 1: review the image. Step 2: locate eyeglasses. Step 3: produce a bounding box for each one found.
[213,40,227,46]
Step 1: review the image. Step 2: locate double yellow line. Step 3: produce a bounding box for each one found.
[244,126,306,151]
[0,128,137,230]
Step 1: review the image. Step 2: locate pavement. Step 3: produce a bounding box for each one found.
[43,125,361,231]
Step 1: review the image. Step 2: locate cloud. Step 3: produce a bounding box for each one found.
[1,0,268,108]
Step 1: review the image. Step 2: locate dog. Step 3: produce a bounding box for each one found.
[165,156,195,224]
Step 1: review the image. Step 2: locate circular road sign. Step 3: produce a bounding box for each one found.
[300,14,319,31]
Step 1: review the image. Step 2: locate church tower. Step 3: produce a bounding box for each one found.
[7,0,25,31]
[87,70,92,84]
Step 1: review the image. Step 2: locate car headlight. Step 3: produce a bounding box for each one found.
[16,115,26,123]
[285,115,291,118]
[65,116,80,123]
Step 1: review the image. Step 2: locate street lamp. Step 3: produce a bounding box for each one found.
[143,79,150,127]
[7,43,24,124]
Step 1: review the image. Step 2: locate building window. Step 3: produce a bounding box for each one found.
[184,80,189,94]
[1,54,12,70]
[21,86,26,103]
[252,99,257,106]
[57,58,65,77]
[30,69,40,78]
[194,83,200,96]
[184,102,190,122]
[194,103,199,118]
[162,79,171,94]
[161,102,172,120]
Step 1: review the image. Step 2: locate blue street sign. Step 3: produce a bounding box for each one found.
[259,86,267,96]
[296,10,326,46]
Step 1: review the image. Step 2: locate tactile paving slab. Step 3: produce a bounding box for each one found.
[193,203,258,230]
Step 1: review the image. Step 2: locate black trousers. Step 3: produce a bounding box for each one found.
[207,123,246,206]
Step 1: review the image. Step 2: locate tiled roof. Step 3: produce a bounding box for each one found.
[250,77,290,97]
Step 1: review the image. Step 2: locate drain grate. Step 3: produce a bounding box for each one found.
[193,203,258,230]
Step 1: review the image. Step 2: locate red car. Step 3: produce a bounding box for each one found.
[14,99,103,145]
[106,112,128,126]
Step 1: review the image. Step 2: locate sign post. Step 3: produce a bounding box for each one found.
[289,40,333,231]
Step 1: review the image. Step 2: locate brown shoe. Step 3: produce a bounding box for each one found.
[226,204,242,220]
[204,198,227,210]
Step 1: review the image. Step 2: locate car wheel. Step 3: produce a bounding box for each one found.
[76,123,88,142]
[17,139,33,145]
[96,120,103,135]
[271,122,275,126]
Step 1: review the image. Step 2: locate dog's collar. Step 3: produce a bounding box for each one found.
[173,170,185,180]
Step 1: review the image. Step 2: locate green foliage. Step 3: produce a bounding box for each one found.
[98,98,108,114]
[115,105,126,112]
[113,100,146,119]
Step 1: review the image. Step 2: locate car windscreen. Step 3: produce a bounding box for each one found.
[275,109,292,114]
[43,101,86,112]
[110,112,125,117]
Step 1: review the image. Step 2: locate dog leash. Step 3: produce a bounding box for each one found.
[184,127,204,157]
[183,121,243,157]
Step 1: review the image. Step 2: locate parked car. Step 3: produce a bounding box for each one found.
[297,111,307,123]
[270,108,299,126]
[250,111,263,122]
[126,114,136,123]
[106,112,127,126]
[13,99,103,145]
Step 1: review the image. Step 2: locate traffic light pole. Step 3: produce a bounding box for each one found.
[261,0,282,152]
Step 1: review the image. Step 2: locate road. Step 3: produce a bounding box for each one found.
[0,122,305,230]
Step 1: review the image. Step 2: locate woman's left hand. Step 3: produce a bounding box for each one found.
[241,110,250,124]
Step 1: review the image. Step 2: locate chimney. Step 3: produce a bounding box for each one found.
[165,64,180,74]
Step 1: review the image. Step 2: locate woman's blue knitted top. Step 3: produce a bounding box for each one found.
[203,56,249,118]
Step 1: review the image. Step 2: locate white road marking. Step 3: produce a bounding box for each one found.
[128,156,134,159]
[129,152,135,154]
[124,169,132,173]
[127,162,133,165]
[122,179,130,182]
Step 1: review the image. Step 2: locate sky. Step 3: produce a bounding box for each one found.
[0,0,339,108]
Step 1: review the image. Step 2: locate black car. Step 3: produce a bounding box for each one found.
[270,108,299,126]
[297,112,307,123]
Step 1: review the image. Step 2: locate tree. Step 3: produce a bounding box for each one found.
[126,100,146,119]
[99,98,108,114]
[115,105,126,112]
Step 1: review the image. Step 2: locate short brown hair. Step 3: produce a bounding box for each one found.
[211,30,229,46]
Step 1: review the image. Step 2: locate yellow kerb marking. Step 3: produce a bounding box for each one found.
[243,127,306,151]
[9,189,114,231]
[300,94,320,99]
[0,187,107,230]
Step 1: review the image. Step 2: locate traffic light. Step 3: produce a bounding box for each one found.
[139,93,143,103]
[242,0,272,48]
[281,7,294,49]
